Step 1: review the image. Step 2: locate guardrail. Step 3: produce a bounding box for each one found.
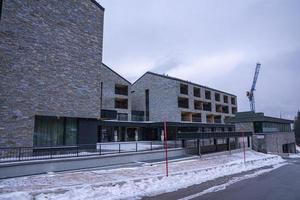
[0,140,182,163]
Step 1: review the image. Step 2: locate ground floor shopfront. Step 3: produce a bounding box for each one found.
[32,115,241,147]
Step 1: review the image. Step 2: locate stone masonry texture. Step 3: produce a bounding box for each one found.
[100,64,132,120]
[0,0,104,147]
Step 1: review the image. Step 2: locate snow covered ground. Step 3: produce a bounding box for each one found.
[0,150,286,200]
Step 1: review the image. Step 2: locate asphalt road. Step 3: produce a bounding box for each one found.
[144,158,300,200]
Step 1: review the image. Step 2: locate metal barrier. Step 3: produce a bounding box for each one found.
[0,140,182,163]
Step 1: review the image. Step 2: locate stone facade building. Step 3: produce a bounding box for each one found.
[0,0,104,147]
[132,72,237,123]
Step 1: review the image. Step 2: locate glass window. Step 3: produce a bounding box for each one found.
[180,84,188,95]
[205,90,211,99]
[65,118,77,145]
[34,116,78,147]
[34,116,64,147]
[193,87,201,97]
[117,113,128,121]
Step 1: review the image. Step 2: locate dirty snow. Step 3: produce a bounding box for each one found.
[0,150,286,200]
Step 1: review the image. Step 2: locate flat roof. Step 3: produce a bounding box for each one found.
[225,111,294,124]
[133,71,236,97]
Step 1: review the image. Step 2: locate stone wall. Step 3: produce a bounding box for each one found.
[132,72,237,123]
[132,73,179,122]
[263,132,296,153]
[100,64,132,120]
[0,0,104,147]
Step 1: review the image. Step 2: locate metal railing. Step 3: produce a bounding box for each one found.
[0,140,182,163]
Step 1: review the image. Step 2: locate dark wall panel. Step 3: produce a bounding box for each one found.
[78,119,98,145]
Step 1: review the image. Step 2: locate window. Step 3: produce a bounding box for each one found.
[214,115,222,124]
[222,105,229,114]
[181,112,191,121]
[254,122,263,133]
[115,84,128,96]
[231,97,236,105]
[232,107,237,114]
[192,113,202,122]
[33,116,77,147]
[194,100,203,110]
[180,83,188,95]
[145,89,149,121]
[115,98,128,109]
[206,115,214,123]
[117,113,128,121]
[193,87,201,97]
[203,102,212,111]
[101,109,117,119]
[205,90,211,100]
[215,104,222,113]
[223,95,228,103]
[178,97,189,108]
[215,93,220,101]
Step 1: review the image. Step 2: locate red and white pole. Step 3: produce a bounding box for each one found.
[164,121,169,177]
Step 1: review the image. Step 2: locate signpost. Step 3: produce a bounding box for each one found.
[163,121,169,177]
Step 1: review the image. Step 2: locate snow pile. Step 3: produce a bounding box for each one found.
[296,145,300,153]
[0,151,286,200]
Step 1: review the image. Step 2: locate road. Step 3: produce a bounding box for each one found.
[144,158,300,200]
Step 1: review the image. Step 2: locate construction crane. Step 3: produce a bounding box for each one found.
[247,63,261,112]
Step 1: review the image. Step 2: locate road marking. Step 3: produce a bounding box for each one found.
[178,163,286,200]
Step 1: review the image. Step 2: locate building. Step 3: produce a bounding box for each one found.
[100,63,132,121]
[0,0,249,152]
[132,72,237,123]
[0,0,104,147]
[226,112,296,154]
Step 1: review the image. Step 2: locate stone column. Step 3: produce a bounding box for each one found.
[135,129,139,141]
[125,128,128,141]
[114,130,118,142]
[161,129,164,142]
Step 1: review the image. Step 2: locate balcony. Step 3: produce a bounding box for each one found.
[131,110,144,121]
[192,113,202,122]
[181,112,191,122]
[194,100,203,110]
[114,98,128,109]
[115,84,128,96]
[178,97,189,109]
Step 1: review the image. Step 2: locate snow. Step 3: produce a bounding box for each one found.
[0,150,286,200]
[296,145,300,153]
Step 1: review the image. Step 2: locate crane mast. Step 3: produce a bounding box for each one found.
[247,63,261,112]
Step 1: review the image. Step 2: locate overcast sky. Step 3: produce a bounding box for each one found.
[98,0,300,119]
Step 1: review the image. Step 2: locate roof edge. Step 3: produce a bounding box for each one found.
[135,71,237,97]
[102,63,131,85]
[90,0,105,11]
